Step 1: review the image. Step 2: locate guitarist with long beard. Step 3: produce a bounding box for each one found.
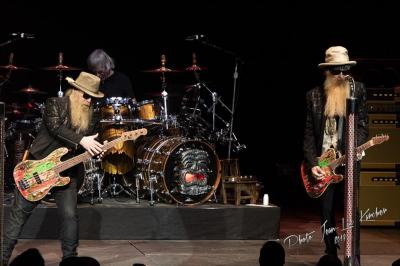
[2,72,105,265]
[303,46,368,258]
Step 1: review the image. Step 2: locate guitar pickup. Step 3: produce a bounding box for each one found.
[18,180,29,190]
[33,172,42,185]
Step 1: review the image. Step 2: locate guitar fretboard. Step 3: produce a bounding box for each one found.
[53,135,131,173]
[330,139,374,169]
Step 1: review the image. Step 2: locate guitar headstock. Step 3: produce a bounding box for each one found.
[371,134,389,145]
[122,128,148,140]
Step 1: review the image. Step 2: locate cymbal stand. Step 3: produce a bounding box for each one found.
[196,38,244,159]
[198,82,232,130]
[57,52,64,97]
[160,55,169,129]
[227,61,239,160]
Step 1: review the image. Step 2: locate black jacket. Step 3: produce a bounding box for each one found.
[29,97,96,160]
[303,82,368,169]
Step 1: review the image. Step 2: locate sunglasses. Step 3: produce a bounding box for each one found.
[329,69,350,76]
[82,93,92,100]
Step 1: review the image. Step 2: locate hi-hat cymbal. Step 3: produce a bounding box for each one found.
[41,64,82,71]
[17,86,47,95]
[0,64,31,71]
[142,67,183,73]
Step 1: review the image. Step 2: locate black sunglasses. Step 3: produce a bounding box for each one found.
[329,69,350,76]
[82,93,92,100]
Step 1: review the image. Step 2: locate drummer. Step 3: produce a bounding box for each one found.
[87,48,136,100]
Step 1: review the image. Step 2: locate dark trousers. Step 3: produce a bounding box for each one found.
[320,183,341,255]
[2,166,81,264]
[320,180,361,260]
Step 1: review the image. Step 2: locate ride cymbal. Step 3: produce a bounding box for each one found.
[41,64,82,71]
[141,67,183,73]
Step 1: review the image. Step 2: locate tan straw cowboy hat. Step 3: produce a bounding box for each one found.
[318,46,356,68]
[65,71,104,98]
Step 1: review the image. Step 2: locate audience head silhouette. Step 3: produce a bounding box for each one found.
[317,254,342,266]
[259,240,285,266]
[9,248,45,266]
[59,256,100,266]
[392,258,400,266]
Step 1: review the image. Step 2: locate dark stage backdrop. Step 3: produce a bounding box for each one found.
[1,1,400,207]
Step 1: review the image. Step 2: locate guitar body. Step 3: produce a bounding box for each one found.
[301,148,344,198]
[301,135,389,198]
[300,163,343,198]
[13,128,148,202]
[13,147,71,202]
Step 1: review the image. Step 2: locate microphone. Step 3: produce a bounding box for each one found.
[185,34,206,41]
[10,32,35,39]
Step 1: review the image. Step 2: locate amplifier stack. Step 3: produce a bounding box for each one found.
[360,87,400,226]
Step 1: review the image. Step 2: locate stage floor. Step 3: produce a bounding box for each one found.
[8,225,399,266]
[3,194,400,265]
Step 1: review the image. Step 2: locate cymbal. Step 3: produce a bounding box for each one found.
[17,86,47,95]
[0,64,31,71]
[142,67,183,73]
[5,103,39,117]
[144,91,181,97]
[41,64,82,71]
[185,65,208,72]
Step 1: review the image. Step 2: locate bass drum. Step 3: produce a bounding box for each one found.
[135,137,221,205]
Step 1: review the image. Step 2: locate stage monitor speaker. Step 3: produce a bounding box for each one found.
[361,114,400,169]
[360,171,400,226]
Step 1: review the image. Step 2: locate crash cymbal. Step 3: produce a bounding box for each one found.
[142,67,183,73]
[17,86,47,95]
[41,64,82,71]
[0,64,31,71]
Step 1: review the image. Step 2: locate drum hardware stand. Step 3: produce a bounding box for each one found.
[57,52,64,97]
[82,159,104,204]
[148,175,157,206]
[103,174,134,198]
[194,36,244,159]
[135,175,141,204]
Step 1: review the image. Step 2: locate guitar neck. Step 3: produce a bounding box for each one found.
[55,136,126,173]
[330,140,373,169]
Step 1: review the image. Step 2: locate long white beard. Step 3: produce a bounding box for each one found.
[68,91,92,134]
[324,75,350,118]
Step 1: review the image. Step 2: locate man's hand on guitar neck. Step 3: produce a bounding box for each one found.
[311,166,326,180]
[79,133,104,156]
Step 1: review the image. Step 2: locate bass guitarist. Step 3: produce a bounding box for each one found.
[2,72,104,265]
[303,46,368,258]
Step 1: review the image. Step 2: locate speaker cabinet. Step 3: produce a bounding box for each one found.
[360,171,400,226]
[361,114,400,169]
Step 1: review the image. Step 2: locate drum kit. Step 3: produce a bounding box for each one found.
[2,51,245,206]
[78,54,230,206]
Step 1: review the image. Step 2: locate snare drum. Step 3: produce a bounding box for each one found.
[135,100,160,121]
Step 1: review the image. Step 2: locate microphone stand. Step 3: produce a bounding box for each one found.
[197,38,243,159]
[343,76,360,266]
